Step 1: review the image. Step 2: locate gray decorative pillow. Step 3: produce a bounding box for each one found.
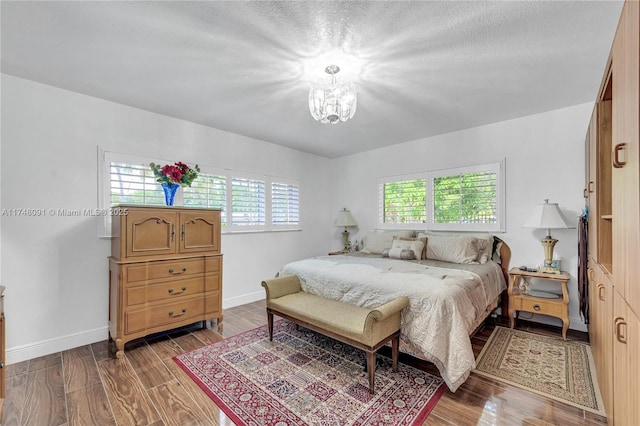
[388,247,416,260]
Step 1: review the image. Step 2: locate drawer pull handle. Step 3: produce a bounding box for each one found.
[168,267,187,275]
[0,361,4,369]
[168,286,187,295]
[533,304,541,311]
[168,308,187,318]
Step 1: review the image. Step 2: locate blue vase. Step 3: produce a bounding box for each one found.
[161,182,180,206]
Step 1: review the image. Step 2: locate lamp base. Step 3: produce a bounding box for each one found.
[539,266,561,274]
[342,229,350,250]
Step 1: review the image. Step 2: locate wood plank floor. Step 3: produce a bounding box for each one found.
[3,300,607,425]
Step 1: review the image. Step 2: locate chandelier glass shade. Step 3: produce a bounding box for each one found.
[309,65,357,124]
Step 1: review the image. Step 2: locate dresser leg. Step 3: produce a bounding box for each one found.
[115,339,124,359]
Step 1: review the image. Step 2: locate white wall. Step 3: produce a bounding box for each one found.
[1,74,331,363]
[328,103,592,332]
[1,73,593,365]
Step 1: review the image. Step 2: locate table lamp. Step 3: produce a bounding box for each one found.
[523,199,571,274]
[335,208,358,250]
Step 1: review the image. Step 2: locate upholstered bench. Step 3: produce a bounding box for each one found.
[261,275,409,394]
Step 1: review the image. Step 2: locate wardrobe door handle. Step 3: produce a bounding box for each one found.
[588,181,594,193]
[614,317,627,344]
[597,284,605,301]
[583,188,588,199]
[613,143,627,168]
[171,224,175,241]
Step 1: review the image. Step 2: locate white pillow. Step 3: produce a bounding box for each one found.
[395,236,428,259]
[362,230,414,254]
[391,238,425,261]
[423,234,480,264]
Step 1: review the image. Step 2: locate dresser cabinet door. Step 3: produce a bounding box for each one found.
[125,209,177,258]
[179,210,221,254]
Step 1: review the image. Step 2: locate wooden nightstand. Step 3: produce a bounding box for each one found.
[508,268,570,340]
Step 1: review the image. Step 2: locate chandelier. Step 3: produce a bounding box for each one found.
[308,65,357,124]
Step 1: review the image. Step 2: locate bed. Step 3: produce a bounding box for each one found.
[279,231,511,392]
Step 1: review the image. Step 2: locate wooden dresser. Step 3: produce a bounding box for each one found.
[109,206,223,358]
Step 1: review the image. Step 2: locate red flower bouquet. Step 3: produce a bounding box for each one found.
[150,161,200,187]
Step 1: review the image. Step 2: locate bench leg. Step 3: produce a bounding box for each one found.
[391,332,399,371]
[267,311,274,341]
[366,350,376,394]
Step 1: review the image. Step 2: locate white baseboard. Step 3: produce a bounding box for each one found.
[223,291,264,309]
[6,292,266,365]
[6,326,109,365]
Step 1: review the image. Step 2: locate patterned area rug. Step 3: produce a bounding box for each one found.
[174,319,446,425]
[474,327,605,416]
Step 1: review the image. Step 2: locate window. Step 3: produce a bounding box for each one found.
[231,176,266,228]
[109,161,165,206]
[183,173,227,226]
[377,176,426,225]
[271,180,300,229]
[378,161,504,232]
[99,149,301,236]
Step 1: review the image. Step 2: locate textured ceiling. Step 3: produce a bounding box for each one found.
[1,1,624,158]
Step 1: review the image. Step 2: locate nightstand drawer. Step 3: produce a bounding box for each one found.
[517,297,563,316]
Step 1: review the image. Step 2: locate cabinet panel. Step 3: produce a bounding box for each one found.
[612,289,640,426]
[125,209,177,258]
[179,210,221,254]
[612,0,639,305]
[588,261,614,417]
[586,107,598,257]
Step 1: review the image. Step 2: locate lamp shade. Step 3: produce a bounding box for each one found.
[523,199,571,229]
[335,209,358,227]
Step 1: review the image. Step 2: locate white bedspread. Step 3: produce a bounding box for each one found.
[280,255,505,391]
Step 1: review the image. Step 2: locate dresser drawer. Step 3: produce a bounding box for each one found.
[125,277,205,307]
[124,258,205,284]
[146,297,205,329]
[125,297,205,335]
[516,297,563,316]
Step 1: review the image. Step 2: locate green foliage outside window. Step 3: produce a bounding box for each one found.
[383,179,426,223]
[433,172,496,224]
